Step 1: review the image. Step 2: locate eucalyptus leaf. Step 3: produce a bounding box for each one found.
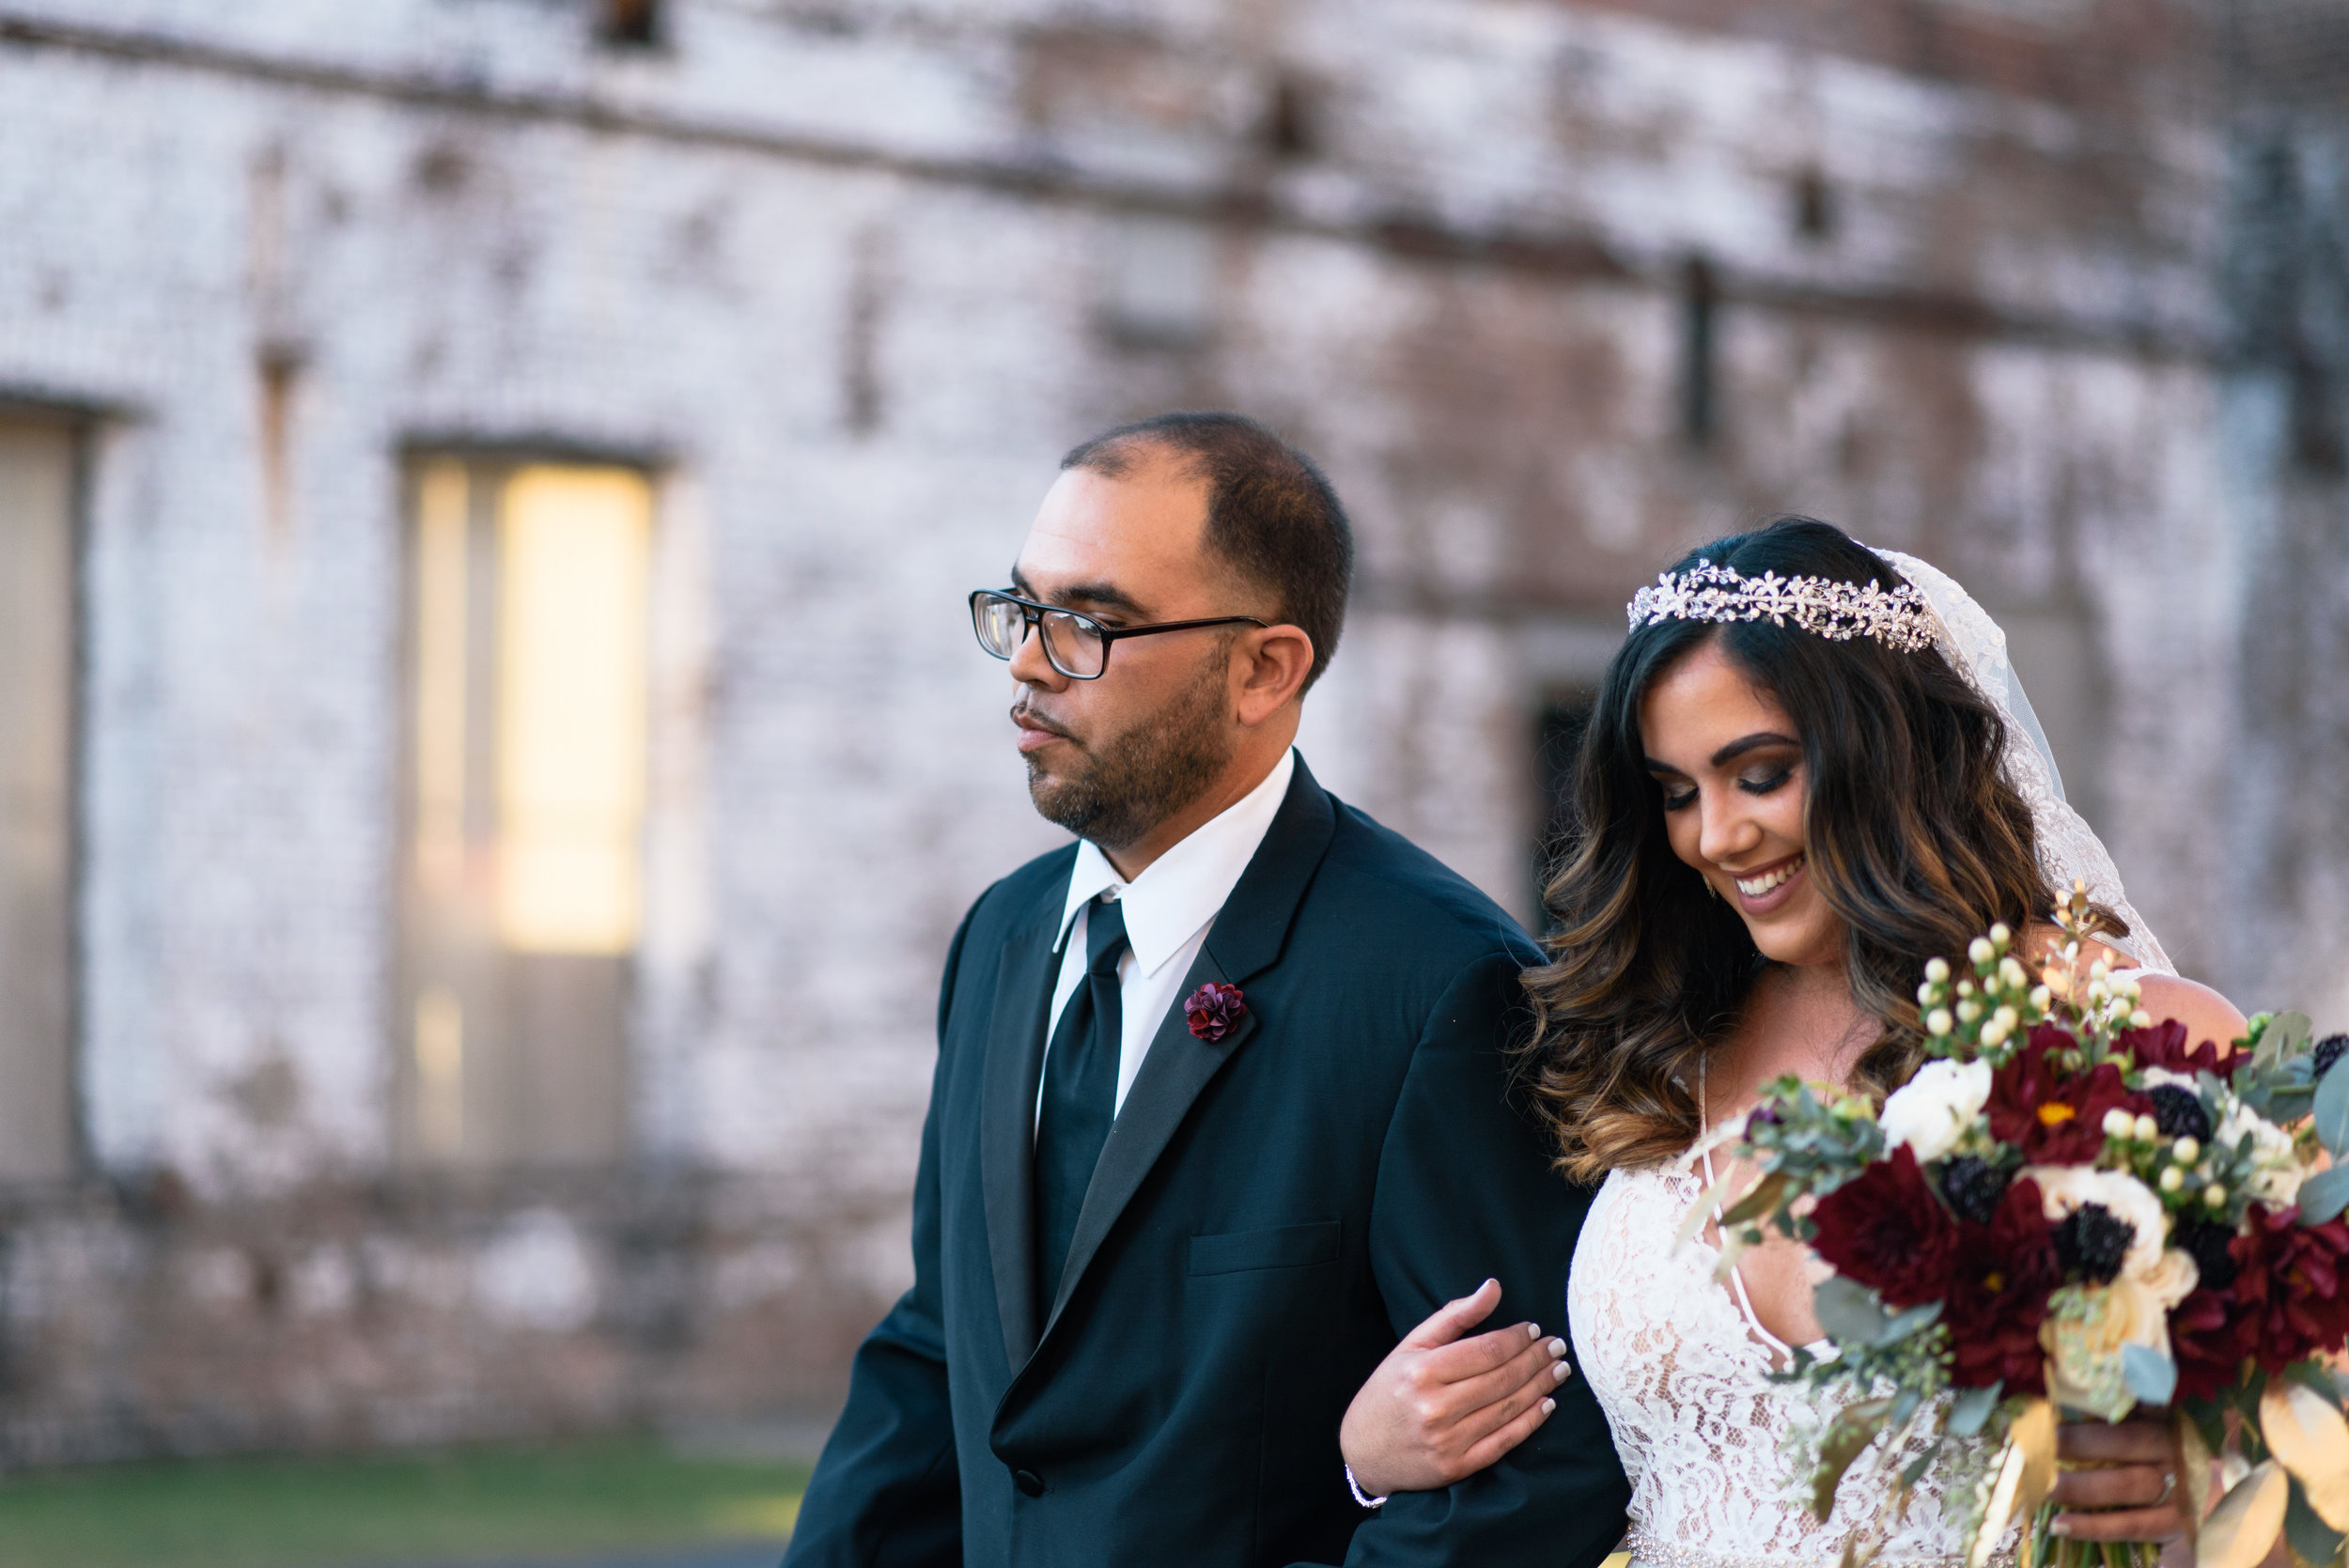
[2285,1479,2347,1568]
[2256,1013,2313,1078]
[2299,1165,2349,1227]
[1968,1400,2057,1568]
[1881,1301,1945,1344]
[2200,1461,2289,1568]
[2261,1380,2349,1531]
[1813,1397,1894,1522]
[2123,1342,2179,1407]
[2318,1057,2349,1159]
[1900,1438,1945,1491]
[2180,1414,2218,1554]
[1948,1383,2001,1437]
[2274,1012,2317,1059]
[1812,1275,1892,1349]
[1719,1170,1794,1232]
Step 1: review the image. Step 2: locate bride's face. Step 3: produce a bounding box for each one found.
[1640,639,1843,969]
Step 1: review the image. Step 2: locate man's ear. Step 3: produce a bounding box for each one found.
[1232,624,1315,727]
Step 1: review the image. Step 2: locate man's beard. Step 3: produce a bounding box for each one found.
[1019,660,1234,854]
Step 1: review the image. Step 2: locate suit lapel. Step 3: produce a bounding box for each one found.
[1040,945,1257,1330]
[1034,758,1338,1339]
[979,910,1060,1371]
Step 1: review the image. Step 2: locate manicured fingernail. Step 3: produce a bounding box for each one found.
[1552,1360,1571,1383]
[2049,1519,2071,1538]
[1548,1338,1567,1358]
[1526,1323,1541,1341]
[1541,1397,1555,1414]
[1484,1278,1498,1292]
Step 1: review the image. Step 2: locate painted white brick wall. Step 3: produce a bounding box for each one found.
[0,0,2338,1451]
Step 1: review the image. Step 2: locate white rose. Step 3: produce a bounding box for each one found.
[2024,1165,2170,1286]
[2139,1248,2201,1311]
[2216,1101,2305,1209]
[1880,1058,1993,1164]
[2041,1279,2170,1421]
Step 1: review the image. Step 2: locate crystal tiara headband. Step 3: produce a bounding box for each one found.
[1625,559,1937,652]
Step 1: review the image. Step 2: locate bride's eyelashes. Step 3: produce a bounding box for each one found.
[1652,766,1792,812]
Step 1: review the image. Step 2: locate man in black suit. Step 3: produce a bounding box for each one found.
[786,413,1628,1567]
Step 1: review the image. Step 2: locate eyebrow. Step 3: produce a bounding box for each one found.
[1712,731,1799,766]
[1643,731,1800,773]
[1006,565,1148,618]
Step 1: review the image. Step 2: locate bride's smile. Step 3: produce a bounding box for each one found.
[1729,853,1802,902]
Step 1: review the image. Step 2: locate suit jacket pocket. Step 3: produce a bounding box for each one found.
[1187,1219,1341,1277]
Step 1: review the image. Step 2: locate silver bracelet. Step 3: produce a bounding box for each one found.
[1345,1464,1389,1510]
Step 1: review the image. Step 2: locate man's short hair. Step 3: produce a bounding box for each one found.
[1059,412,1354,691]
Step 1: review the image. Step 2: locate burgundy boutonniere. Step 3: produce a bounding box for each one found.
[1184,982,1246,1043]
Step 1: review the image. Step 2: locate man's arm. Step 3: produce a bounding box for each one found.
[782,908,975,1568]
[1322,949,1630,1568]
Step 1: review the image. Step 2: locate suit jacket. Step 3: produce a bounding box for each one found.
[786,757,1630,1567]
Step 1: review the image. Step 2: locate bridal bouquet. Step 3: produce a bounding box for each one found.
[1702,885,2349,1568]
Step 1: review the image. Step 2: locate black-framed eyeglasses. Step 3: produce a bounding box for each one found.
[968,589,1267,680]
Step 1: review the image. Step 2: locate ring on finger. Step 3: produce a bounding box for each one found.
[2156,1472,2175,1506]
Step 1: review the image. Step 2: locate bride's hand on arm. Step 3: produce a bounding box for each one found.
[1338,1278,1572,1497]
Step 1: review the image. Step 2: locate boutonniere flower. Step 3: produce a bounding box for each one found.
[1184,982,1246,1043]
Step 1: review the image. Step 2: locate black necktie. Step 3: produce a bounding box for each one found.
[1034,894,1128,1312]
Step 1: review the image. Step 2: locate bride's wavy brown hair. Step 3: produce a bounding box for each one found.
[1523,518,2113,1181]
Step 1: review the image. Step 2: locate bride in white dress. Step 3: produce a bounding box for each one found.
[1337,520,2247,1567]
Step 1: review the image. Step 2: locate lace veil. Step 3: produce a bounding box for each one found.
[1870,548,2174,977]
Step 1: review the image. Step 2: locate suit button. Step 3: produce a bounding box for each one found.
[1014,1468,1045,1498]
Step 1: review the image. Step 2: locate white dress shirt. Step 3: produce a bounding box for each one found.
[1038,748,1295,1126]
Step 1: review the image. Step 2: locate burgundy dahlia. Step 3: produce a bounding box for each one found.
[2169,1285,2247,1404]
[1810,1146,1959,1309]
[2120,1017,2245,1080]
[2171,1205,2349,1399]
[1943,1175,2062,1394]
[1984,1024,2154,1163]
[2239,1205,2349,1371]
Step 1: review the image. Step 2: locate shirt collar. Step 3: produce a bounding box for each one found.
[1054,749,1297,979]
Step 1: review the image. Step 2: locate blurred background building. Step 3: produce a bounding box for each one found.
[0,0,2343,1466]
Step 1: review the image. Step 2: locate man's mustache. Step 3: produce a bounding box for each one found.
[1010,700,1079,743]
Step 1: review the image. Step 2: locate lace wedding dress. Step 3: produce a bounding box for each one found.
[1569,1151,2005,1568]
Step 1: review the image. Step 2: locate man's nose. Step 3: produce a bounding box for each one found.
[1006,619,1066,690]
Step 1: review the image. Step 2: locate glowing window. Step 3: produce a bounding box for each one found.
[0,414,80,1184]
[400,457,651,1169]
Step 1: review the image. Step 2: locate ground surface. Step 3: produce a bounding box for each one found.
[0,1438,806,1568]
